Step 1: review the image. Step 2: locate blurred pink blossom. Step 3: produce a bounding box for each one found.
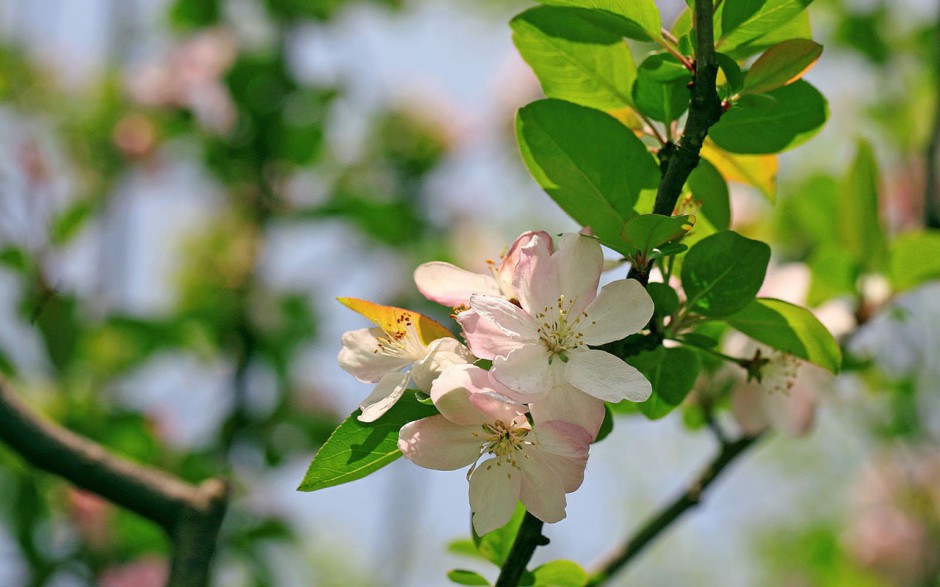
[99,557,168,587]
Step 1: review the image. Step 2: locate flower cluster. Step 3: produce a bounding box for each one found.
[337,231,655,533]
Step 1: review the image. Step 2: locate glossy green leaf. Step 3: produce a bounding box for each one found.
[719,0,814,51]
[297,393,437,492]
[448,570,491,586]
[535,0,662,41]
[681,231,771,317]
[710,80,828,154]
[724,298,842,373]
[626,347,702,419]
[715,52,745,95]
[837,140,886,272]
[621,214,695,256]
[806,246,859,305]
[516,99,660,255]
[742,39,823,95]
[529,560,589,587]
[889,231,940,291]
[647,282,679,317]
[512,6,637,110]
[632,53,692,124]
[722,10,812,60]
[474,502,526,564]
[688,159,731,230]
[448,538,486,560]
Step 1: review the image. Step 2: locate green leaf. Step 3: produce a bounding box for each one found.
[681,231,771,317]
[715,53,745,95]
[534,0,662,41]
[474,502,526,565]
[807,246,859,305]
[632,53,692,124]
[722,10,812,60]
[688,159,731,230]
[742,39,822,95]
[647,282,679,317]
[448,539,486,560]
[448,570,491,586]
[724,298,842,372]
[297,393,437,492]
[512,6,637,110]
[719,0,814,51]
[530,560,589,587]
[51,202,95,246]
[889,231,940,290]
[0,247,30,274]
[837,140,886,272]
[626,347,702,419]
[0,345,16,377]
[709,80,828,154]
[621,214,695,256]
[516,99,660,256]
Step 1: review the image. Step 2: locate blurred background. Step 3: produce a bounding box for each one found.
[0,0,939,585]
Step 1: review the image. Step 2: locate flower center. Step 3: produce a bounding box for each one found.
[761,351,800,395]
[468,418,533,479]
[373,316,426,361]
[535,295,588,362]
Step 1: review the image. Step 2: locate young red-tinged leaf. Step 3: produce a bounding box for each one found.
[742,39,823,95]
[297,392,438,492]
[337,297,453,346]
[724,298,842,373]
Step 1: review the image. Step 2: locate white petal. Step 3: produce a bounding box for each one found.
[414,262,501,307]
[411,338,475,392]
[492,344,554,398]
[565,349,652,402]
[512,232,559,314]
[529,420,592,493]
[398,416,482,470]
[430,365,497,426]
[337,328,412,383]
[470,460,523,535]
[579,279,654,345]
[456,311,527,360]
[529,384,606,439]
[468,295,539,341]
[499,231,554,300]
[358,372,410,422]
[518,454,567,524]
[469,393,528,425]
[554,234,603,315]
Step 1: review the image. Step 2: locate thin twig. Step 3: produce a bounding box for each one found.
[925,0,940,228]
[587,434,762,586]
[0,381,229,586]
[495,511,548,587]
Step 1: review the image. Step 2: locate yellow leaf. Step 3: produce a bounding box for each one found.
[701,138,778,202]
[337,298,453,346]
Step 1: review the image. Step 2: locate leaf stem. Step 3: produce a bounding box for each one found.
[656,37,694,71]
[586,434,762,586]
[495,511,547,587]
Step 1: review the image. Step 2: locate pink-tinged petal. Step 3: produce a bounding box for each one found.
[358,371,410,422]
[580,279,654,345]
[529,384,606,439]
[469,392,528,425]
[456,311,527,360]
[518,455,568,524]
[554,233,603,314]
[411,338,475,392]
[338,328,412,383]
[398,416,481,470]
[529,420,592,492]
[765,380,818,437]
[499,231,554,299]
[470,459,523,535]
[565,349,652,402]
[414,262,501,307]
[468,295,539,340]
[492,344,554,399]
[512,233,559,313]
[430,365,498,425]
[730,383,771,436]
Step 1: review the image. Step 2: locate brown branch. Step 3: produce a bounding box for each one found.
[0,380,228,586]
[587,434,762,586]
